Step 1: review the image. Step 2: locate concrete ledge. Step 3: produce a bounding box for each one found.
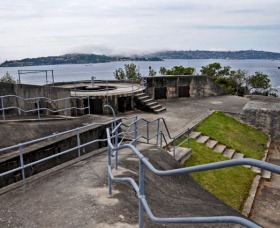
[0,147,107,196]
[242,175,261,217]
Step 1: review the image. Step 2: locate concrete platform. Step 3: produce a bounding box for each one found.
[0,143,246,228]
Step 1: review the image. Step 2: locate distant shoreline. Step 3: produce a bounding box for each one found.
[1,50,280,67]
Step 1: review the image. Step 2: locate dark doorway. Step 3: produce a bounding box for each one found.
[118,97,125,113]
[84,98,103,114]
[154,87,167,100]
[178,86,190,98]
[118,97,132,113]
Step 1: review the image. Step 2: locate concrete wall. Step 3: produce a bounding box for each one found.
[143,75,226,99]
[0,124,109,188]
[242,101,280,139]
[0,83,71,116]
[225,96,280,139]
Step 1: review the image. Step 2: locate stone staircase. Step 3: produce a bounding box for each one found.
[190,131,272,180]
[134,92,166,114]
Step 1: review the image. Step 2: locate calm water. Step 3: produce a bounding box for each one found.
[1,59,280,90]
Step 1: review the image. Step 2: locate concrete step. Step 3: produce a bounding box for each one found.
[261,170,272,180]
[150,104,162,110]
[139,96,150,100]
[154,107,166,114]
[146,102,157,106]
[196,135,209,144]
[167,147,192,165]
[143,99,153,103]
[251,166,261,174]
[232,152,244,159]
[205,140,218,149]
[223,149,235,159]
[214,144,226,153]
[136,93,145,97]
[189,131,201,140]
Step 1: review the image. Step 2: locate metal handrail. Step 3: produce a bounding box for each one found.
[0,95,91,121]
[109,116,189,156]
[106,128,280,228]
[0,117,125,186]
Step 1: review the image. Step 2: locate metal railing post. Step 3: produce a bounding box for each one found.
[64,99,68,118]
[19,144,26,186]
[156,119,160,146]
[108,146,112,195]
[160,131,163,148]
[1,97,5,121]
[134,116,138,147]
[173,138,176,157]
[187,128,190,148]
[147,122,149,143]
[37,99,40,120]
[139,159,144,228]
[87,97,90,115]
[76,128,81,159]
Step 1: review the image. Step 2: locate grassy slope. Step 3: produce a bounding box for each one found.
[195,111,268,160]
[177,138,256,211]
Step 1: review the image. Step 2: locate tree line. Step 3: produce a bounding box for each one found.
[114,63,277,97]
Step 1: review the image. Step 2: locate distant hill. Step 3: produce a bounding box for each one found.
[148,50,280,60]
[2,50,280,67]
[0,53,162,67]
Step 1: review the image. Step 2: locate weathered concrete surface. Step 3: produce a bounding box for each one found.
[143,75,226,99]
[122,95,249,145]
[0,115,111,148]
[0,82,71,116]
[0,144,248,227]
[250,140,280,228]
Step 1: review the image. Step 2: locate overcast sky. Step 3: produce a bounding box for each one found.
[1,0,280,62]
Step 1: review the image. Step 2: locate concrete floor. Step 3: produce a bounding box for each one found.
[3,94,278,227]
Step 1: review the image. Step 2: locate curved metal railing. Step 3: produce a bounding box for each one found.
[0,95,90,121]
[106,128,280,228]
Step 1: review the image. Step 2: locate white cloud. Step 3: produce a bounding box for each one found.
[0,0,280,62]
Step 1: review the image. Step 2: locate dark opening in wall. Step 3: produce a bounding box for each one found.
[178,86,190,97]
[154,87,167,100]
[118,97,132,113]
[84,98,103,114]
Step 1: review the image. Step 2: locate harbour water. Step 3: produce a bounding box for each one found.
[1,59,280,90]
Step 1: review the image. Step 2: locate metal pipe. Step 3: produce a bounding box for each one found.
[76,128,81,159]
[19,144,26,186]
[1,97,5,121]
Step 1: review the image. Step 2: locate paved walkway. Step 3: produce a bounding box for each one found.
[250,140,280,227]
[0,95,252,227]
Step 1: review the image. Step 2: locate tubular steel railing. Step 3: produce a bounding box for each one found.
[106,127,280,228]
[0,117,123,186]
[113,116,190,157]
[0,95,91,121]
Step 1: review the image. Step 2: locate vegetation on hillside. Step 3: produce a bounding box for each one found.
[114,63,142,81]
[200,62,277,96]
[195,111,268,160]
[175,111,268,210]
[0,72,17,84]
[177,138,256,211]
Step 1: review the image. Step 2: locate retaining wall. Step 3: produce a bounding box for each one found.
[0,83,71,116]
[143,75,226,99]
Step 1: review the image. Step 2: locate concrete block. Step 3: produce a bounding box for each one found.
[213,144,226,153]
[232,152,244,159]
[251,166,261,174]
[223,149,235,159]
[189,131,201,140]
[205,139,218,149]
[196,135,209,144]
[261,170,272,180]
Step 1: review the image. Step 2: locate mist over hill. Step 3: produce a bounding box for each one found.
[1,50,280,67]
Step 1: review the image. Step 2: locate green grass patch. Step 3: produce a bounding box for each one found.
[177,138,256,211]
[195,111,268,160]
